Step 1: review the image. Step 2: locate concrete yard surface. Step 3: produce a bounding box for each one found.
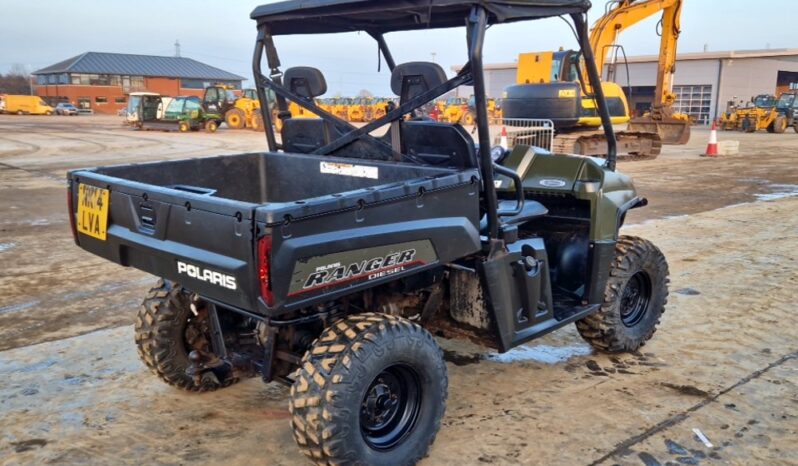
[1,115,797,465]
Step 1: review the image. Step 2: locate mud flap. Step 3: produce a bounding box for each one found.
[481,238,554,352]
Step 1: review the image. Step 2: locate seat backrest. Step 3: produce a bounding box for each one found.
[283,67,327,98]
[390,62,447,104]
[281,67,331,153]
[400,121,477,169]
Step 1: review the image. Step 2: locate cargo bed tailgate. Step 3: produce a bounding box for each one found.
[68,170,260,311]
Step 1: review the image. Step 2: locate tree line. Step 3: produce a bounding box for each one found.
[0,64,34,95]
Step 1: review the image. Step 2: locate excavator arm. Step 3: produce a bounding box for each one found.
[593,0,690,144]
[587,0,682,95]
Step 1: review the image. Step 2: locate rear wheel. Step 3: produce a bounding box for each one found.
[205,120,218,133]
[576,236,669,353]
[134,280,233,392]
[225,108,246,129]
[290,313,447,466]
[178,121,190,133]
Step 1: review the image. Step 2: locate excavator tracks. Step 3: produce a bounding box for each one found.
[552,130,663,161]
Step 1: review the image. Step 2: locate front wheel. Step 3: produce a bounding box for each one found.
[576,236,669,353]
[205,120,218,133]
[178,121,190,133]
[290,313,447,466]
[225,108,245,129]
[773,116,787,134]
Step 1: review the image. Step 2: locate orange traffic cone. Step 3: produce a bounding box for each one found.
[500,126,508,150]
[703,120,719,157]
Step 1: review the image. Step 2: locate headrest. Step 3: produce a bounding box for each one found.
[390,62,447,102]
[283,66,327,98]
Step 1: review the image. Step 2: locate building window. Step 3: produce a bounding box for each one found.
[181,79,209,89]
[72,74,91,85]
[48,74,57,84]
[37,75,47,85]
[77,97,91,109]
[130,76,145,90]
[95,96,108,103]
[115,96,127,103]
[673,85,712,125]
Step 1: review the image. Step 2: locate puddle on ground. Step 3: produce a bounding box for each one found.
[486,343,593,364]
[0,242,15,253]
[754,184,798,202]
[0,300,41,316]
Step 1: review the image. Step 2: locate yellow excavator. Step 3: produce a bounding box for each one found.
[503,0,690,159]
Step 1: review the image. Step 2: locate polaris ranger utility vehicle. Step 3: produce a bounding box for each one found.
[67,1,669,464]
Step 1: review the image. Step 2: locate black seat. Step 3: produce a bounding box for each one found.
[281,67,332,153]
[399,121,477,168]
[391,62,448,103]
[479,200,548,233]
[389,62,477,168]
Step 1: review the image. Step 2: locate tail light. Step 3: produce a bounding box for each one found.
[258,235,274,306]
[67,181,79,244]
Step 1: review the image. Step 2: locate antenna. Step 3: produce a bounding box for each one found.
[174,40,181,58]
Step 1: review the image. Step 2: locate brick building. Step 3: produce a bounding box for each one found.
[33,52,245,114]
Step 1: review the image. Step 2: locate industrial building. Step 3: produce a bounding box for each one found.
[469,48,798,124]
[33,52,245,114]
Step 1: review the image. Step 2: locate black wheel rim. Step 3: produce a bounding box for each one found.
[360,364,421,451]
[620,271,652,327]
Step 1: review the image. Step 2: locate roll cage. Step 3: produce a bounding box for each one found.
[250,0,618,248]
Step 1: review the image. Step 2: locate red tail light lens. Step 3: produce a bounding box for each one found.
[67,181,79,244]
[258,235,273,306]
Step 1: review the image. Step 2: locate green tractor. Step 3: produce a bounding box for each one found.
[136,95,222,133]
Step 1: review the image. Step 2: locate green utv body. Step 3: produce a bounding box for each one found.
[67,1,669,464]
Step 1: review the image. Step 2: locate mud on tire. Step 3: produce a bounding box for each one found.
[290,313,447,466]
[576,236,669,353]
[134,279,230,392]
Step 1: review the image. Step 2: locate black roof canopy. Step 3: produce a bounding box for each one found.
[251,0,591,35]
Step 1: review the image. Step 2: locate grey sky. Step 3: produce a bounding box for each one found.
[1,0,795,96]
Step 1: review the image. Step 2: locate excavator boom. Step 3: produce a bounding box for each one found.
[611,0,691,144]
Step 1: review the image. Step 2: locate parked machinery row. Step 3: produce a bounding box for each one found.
[719,92,798,133]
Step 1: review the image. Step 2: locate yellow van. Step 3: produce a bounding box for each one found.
[0,95,54,115]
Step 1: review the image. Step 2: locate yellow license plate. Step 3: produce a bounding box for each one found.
[77,184,109,240]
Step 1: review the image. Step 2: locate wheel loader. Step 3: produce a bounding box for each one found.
[204,84,265,131]
[441,96,473,124]
[722,93,798,133]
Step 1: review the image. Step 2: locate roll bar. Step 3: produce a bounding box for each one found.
[571,13,618,171]
[250,7,618,249]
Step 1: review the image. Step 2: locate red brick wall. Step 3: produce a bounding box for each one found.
[35,79,207,114]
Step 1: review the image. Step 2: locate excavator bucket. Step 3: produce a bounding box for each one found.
[628,115,691,145]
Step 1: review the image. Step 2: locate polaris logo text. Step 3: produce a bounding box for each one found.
[303,249,418,290]
[177,261,237,290]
